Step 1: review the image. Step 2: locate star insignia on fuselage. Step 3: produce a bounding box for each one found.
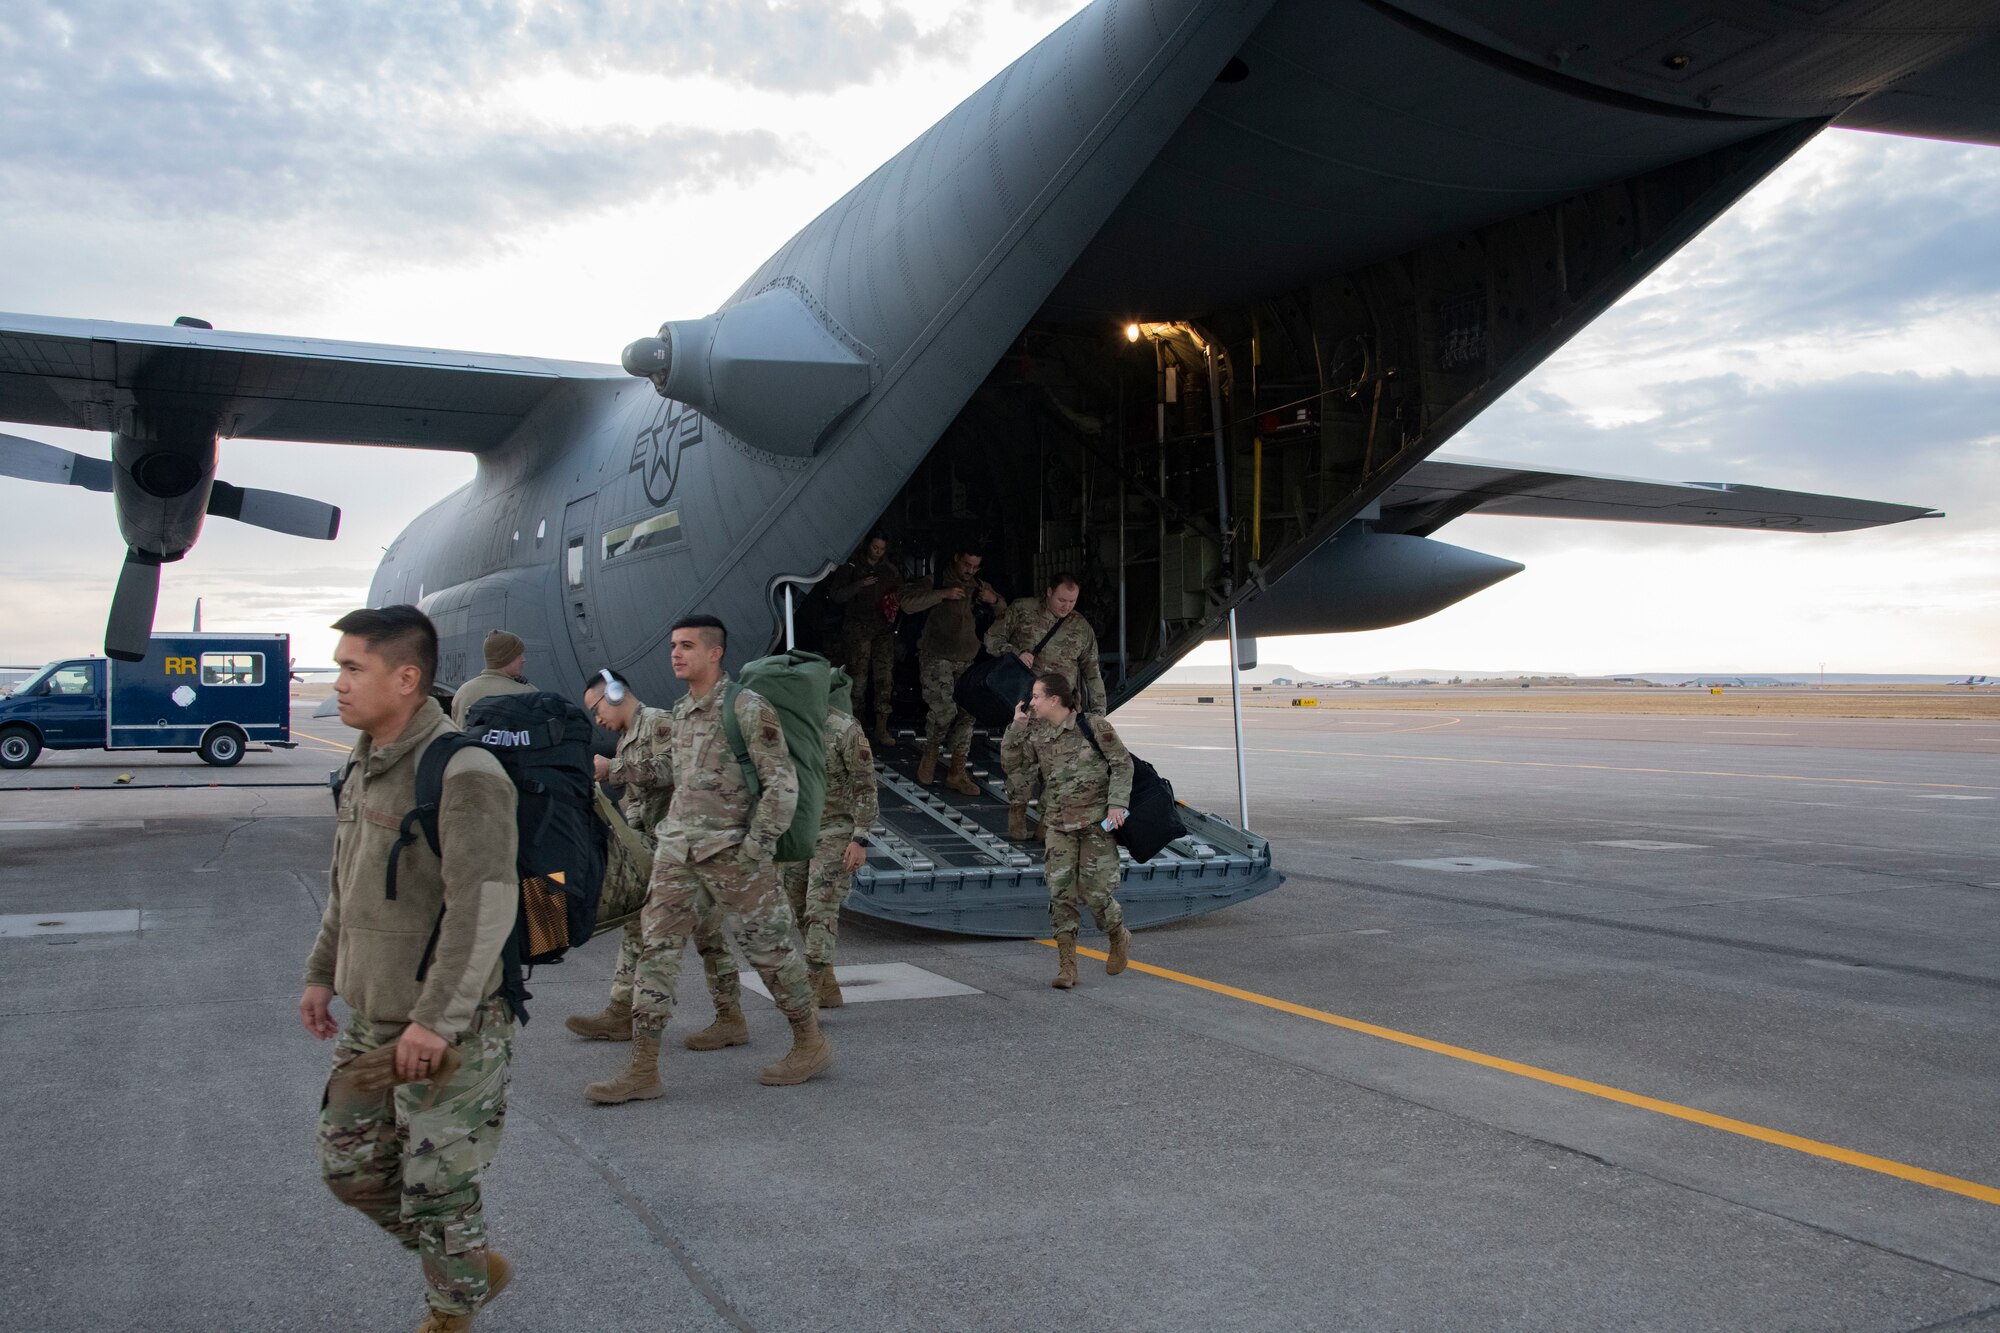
[629,399,704,505]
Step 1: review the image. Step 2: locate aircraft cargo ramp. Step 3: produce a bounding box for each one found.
[847,728,1282,937]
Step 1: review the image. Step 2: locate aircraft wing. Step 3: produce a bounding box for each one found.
[1376,455,1944,536]
[0,312,622,451]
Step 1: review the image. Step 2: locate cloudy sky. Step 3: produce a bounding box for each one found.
[1,0,1995,676]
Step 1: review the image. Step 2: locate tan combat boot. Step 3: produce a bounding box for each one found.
[684,1004,749,1051]
[943,753,980,797]
[872,716,897,749]
[412,1246,509,1329]
[759,1010,833,1086]
[1006,801,1029,841]
[584,1030,665,1104]
[563,998,632,1041]
[1105,925,1132,976]
[483,1250,512,1305]
[916,743,940,785]
[1052,934,1078,989]
[815,965,844,1008]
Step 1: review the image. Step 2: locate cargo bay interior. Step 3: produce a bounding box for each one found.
[800,113,1821,935]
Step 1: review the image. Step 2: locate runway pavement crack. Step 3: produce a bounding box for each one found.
[199,793,269,871]
[520,1100,758,1332]
[291,869,325,916]
[1297,872,2000,992]
[1909,1299,2000,1331]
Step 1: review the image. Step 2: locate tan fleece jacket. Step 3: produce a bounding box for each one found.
[304,698,519,1038]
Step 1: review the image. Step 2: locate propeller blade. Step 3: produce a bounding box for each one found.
[106,550,163,662]
[0,433,113,492]
[207,481,341,540]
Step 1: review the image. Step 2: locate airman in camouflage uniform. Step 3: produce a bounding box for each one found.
[827,534,902,749]
[1001,671,1135,990]
[984,574,1106,840]
[566,676,746,1053]
[585,616,831,1102]
[780,689,879,1007]
[899,548,1001,796]
[302,605,519,1329]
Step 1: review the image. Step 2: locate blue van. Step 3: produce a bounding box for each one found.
[0,633,294,769]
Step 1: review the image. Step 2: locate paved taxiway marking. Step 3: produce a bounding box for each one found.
[289,731,355,758]
[1046,942,2000,1208]
[1233,746,2000,793]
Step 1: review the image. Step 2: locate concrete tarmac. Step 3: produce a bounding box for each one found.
[2,703,1996,1330]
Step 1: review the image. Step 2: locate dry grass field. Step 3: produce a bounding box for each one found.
[1138,684,2000,721]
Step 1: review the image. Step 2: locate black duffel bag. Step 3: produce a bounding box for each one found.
[1077,715,1188,863]
[954,613,1073,730]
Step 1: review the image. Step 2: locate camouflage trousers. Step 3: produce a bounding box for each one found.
[319,994,513,1316]
[598,826,741,1014]
[1044,824,1124,938]
[919,652,974,754]
[780,827,857,969]
[637,847,815,1030]
[1001,748,1040,807]
[842,625,896,724]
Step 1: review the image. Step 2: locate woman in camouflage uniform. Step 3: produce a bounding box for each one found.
[1000,672,1134,989]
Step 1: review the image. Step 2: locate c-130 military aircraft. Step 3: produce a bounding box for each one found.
[0,0,1986,932]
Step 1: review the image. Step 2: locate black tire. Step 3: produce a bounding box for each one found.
[0,726,40,769]
[198,726,246,767]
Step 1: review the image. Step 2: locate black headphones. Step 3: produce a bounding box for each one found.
[598,668,626,704]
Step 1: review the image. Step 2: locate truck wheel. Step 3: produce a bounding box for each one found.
[0,727,40,769]
[198,726,246,767]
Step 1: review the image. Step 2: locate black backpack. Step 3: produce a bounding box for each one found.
[1076,715,1188,863]
[355,692,608,1024]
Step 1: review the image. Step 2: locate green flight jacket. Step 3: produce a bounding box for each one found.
[305,699,520,1039]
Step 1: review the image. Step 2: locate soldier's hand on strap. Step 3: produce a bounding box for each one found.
[1017,652,1034,667]
[592,754,612,781]
[843,840,867,872]
[978,585,999,605]
[941,586,966,601]
[861,575,876,586]
[395,1021,450,1082]
[300,985,338,1040]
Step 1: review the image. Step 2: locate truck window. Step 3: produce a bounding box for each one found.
[200,653,265,686]
[49,664,97,696]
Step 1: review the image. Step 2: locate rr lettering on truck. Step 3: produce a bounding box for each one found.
[164,657,198,675]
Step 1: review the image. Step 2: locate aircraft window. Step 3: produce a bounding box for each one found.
[200,653,265,686]
[566,538,585,587]
[48,664,97,696]
[602,510,682,561]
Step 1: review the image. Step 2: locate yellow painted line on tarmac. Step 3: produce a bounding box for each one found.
[288,732,354,758]
[1042,941,2000,1207]
[1240,746,2000,793]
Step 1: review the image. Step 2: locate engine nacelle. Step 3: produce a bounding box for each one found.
[1233,525,1523,637]
[109,416,218,561]
[623,284,874,458]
